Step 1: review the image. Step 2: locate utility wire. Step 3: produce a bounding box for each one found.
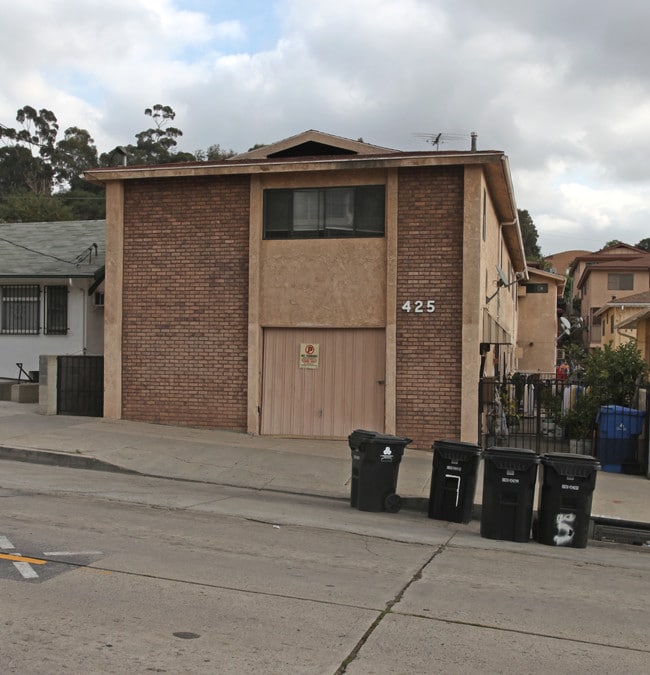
[0,235,96,266]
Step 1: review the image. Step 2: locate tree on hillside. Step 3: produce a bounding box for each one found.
[2,102,245,221]
[604,239,623,248]
[194,143,236,161]
[0,106,105,221]
[518,209,542,260]
[0,106,58,195]
[54,127,98,187]
[101,104,195,166]
[0,191,74,221]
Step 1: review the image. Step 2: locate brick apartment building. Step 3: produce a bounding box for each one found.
[85,131,527,448]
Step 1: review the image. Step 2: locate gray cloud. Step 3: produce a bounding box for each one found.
[1,0,648,253]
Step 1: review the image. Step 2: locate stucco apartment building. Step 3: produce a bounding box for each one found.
[570,244,650,350]
[85,131,527,448]
[596,290,650,364]
[515,266,566,374]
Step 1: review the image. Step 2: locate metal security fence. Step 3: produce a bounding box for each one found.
[481,375,649,471]
[57,355,104,417]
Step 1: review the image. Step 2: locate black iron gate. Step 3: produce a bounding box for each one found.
[481,375,582,453]
[57,355,104,417]
[480,375,649,473]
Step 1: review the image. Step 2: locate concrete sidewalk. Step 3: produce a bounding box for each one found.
[0,400,648,527]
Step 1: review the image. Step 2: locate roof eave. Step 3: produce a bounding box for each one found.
[83,150,508,183]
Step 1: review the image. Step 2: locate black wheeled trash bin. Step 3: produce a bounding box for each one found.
[348,429,412,513]
[428,440,482,523]
[535,453,600,548]
[480,446,540,542]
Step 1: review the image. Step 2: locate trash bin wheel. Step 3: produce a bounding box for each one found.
[384,493,402,513]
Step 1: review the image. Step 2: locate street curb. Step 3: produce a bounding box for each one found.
[0,446,140,475]
[2,445,649,544]
[0,444,435,514]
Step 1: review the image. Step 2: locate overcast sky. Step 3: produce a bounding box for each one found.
[1,0,648,255]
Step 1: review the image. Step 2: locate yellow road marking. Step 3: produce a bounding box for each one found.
[0,553,46,565]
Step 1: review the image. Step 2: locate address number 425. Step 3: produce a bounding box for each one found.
[401,300,435,313]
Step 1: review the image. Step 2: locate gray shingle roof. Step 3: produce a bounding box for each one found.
[0,220,105,277]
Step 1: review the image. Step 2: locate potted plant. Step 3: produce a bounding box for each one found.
[561,392,598,454]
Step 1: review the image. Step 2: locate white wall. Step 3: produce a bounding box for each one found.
[0,277,104,378]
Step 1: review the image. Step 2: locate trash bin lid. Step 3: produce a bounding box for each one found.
[433,440,482,458]
[370,433,413,447]
[597,405,645,418]
[348,429,379,450]
[483,446,540,468]
[541,452,601,475]
[485,446,538,458]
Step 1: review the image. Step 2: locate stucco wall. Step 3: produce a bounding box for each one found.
[516,281,559,373]
[257,169,388,327]
[260,238,386,326]
[478,175,519,377]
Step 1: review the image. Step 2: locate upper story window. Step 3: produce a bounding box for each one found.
[607,273,633,291]
[263,185,385,239]
[525,283,548,294]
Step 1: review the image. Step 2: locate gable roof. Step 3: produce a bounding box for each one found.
[595,242,645,255]
[603,290,650,306]
[599,290,650,328]
[83,130,527,271]
[230,130,397,160]
[526,266,566,293]
[575,252,650,290]
[569,244,646,275]
[0,220,105,278]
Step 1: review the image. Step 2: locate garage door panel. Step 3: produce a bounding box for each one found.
[261,328,385,437]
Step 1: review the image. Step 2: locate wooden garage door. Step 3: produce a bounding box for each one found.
[261,328,385,438]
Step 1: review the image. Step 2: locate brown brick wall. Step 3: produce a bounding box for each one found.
[396,166,465,448]
[121,175,250,429]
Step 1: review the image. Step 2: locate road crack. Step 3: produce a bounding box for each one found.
[334,532,456,674]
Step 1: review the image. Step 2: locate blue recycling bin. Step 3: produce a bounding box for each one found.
[596,406,646,473]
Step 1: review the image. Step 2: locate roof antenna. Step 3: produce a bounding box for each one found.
[413,132,473,151]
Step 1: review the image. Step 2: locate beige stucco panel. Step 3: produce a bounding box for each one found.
[517,287,559,373]
[103,181,124,419]
[461,166,483,441]
[260,238,386,326]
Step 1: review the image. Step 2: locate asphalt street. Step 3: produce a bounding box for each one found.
[1,460,649,674]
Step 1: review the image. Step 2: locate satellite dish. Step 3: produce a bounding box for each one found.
[558,317,571,339]
[496,265,509,286]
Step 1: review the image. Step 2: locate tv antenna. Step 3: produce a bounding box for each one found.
[413,131,475,151]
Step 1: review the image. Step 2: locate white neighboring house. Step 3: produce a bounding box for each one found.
[0,220,105,379]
